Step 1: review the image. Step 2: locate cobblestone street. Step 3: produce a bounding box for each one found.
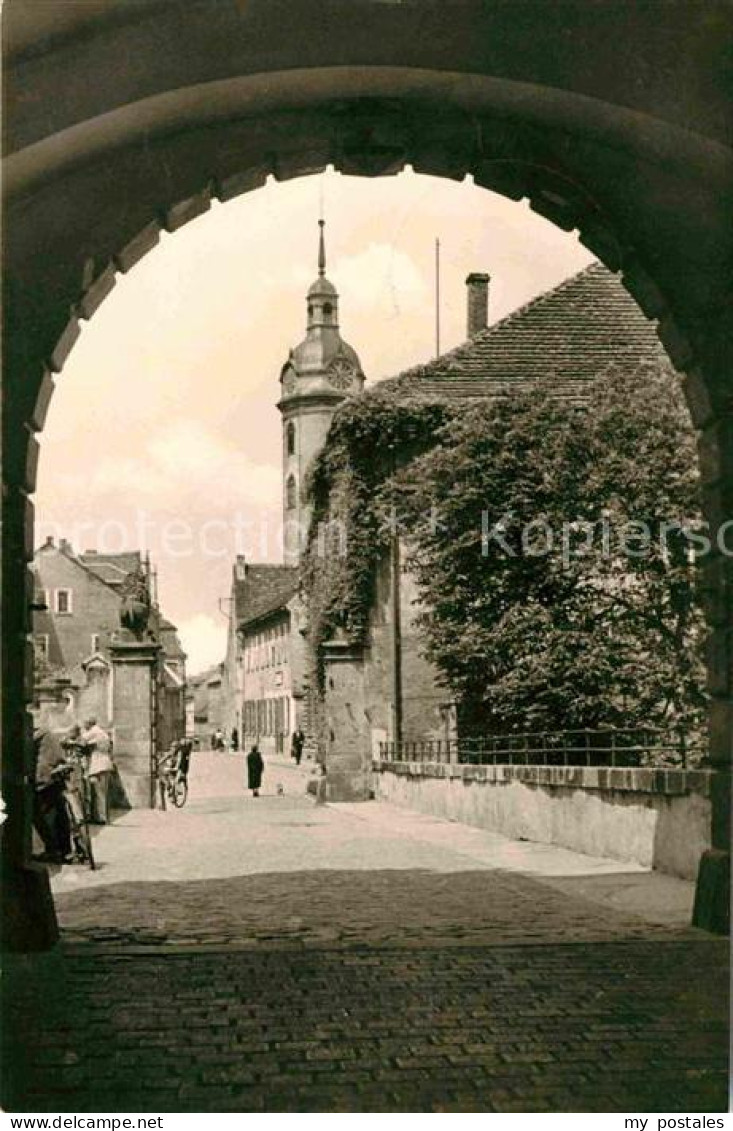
[4,752,729,1112]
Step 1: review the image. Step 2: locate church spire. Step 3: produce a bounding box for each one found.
[279,219,365,565]
[306,218,338,332]
[318,218,326,277]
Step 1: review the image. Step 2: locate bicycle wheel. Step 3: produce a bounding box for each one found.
[172,777,188,808]
[65,799,96,870]
[77,820,96,871]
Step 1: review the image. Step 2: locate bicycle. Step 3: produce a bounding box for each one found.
[155,743,191,810]
[54,750,96,870]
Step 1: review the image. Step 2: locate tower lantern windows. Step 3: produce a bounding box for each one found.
[286,422,296,456]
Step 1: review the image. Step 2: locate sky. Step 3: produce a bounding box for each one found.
[35,169,594,673]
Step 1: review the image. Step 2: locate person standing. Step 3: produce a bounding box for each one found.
[81,717,114,824]
[246,744,264,797]
[231,727,239,752]
[33,724,72,862]
[291,727,305,766]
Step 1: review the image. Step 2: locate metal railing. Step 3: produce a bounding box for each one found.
[378,728,705,769]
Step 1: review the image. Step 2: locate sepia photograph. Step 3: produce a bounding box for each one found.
[2,0,731,1119]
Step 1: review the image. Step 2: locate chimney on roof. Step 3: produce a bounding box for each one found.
[59,538,72,553]
[44,536,54,548]
[85,549,97,555]
[466,272,490,338]
[235,555,247,582]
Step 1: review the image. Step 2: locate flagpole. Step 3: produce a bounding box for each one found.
[435,237,441,358]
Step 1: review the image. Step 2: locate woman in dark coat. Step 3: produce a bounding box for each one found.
[246,745,264,797]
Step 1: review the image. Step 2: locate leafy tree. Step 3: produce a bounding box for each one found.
[389,363,707,739]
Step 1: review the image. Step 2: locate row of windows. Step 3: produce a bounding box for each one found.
[245,641,287,671]
[36,588,74,614]
[243,696,290,737]
[34,633,101,659]
[244,621,289,672]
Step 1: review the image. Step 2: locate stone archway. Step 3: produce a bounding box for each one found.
[3,0,731,947]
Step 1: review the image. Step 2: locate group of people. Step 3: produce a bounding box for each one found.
[211,727,238,751]
[32,716,113,864]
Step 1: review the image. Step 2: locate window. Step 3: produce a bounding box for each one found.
[91,633,101,653]
[323,302,333,316]
[35,588,48,611]
[286,475,297,510]
[34,634,49,659]
[286,422,296,456]
[55,588,73,614]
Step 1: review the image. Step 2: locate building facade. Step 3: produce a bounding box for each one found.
[32,539,135,684]
[32,538,186,746]
[185,664,225,744]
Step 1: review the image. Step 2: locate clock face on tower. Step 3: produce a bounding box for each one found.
[328,357,355,391]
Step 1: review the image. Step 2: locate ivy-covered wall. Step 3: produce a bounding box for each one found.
[301,388,453,764]
[303,390,450,664]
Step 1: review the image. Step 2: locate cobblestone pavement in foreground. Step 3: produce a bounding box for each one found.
[4,940,728,1112]
[5,753,728,1112]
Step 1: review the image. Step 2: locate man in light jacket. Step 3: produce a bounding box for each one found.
[81,717,114,824]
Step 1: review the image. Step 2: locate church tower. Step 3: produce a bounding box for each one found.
[278,220,365,565]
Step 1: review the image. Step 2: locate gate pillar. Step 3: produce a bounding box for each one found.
[110,639,161,808]
[320,636,371,802]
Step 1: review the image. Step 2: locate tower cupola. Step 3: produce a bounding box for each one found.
[278,220,365,565]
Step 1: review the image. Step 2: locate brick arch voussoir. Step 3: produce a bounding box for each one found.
[29,137,709,497]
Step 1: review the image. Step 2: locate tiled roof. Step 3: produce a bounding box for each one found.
[158,619,186,659]
[234,565,300,630]
[377,264,668,404]
[162,663,184,689]
[80,551,142,584]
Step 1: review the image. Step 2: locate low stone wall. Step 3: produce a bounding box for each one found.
[373,761,713,880]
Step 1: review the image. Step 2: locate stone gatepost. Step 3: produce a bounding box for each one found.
[110,638,161,808]
[320,635,371,802]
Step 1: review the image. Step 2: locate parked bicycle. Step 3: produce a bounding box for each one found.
[155,738,194,810]
[55,745,96,870]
